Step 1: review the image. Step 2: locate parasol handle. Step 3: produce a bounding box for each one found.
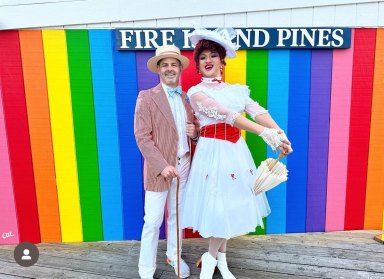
[268,152,286,170]
[176,175,180,279]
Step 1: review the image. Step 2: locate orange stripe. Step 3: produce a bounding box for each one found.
[364,29,384,229]
[19,30,61,242]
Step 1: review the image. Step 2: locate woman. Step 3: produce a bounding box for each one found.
[180,28,292,279]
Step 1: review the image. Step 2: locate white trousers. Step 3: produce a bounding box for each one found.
[138,154,190,279]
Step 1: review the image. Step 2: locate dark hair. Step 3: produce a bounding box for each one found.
[193,39,226,70]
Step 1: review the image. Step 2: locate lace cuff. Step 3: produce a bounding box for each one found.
[196,102,226,121]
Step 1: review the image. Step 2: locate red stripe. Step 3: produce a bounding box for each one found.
[0,31,41,243]
[181,50,201,92]
[344,29,376,230]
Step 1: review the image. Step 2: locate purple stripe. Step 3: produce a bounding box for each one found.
[306,50,333,232]
[136,52,159,91]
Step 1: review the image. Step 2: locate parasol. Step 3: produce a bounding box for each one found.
[253,153,288,195]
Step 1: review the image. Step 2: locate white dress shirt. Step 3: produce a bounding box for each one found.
[161,83,189,157]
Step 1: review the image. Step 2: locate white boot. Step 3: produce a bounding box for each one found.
[217,252,236,279]
[199,252,217,279]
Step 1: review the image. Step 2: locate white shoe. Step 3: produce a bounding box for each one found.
[217,252,236,279]
[167,257,191,278]
[199,252,217,279]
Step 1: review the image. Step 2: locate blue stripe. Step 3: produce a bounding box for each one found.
[266,50,290,234]
[112,31,144,240]
[286,50,311,233]
[89,30,124,240]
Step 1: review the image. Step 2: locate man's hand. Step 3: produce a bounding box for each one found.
[160,166,179,179]
[186,121,198,138]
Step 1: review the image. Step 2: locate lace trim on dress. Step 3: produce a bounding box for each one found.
[196,102,226,121]
[227,112,240,126]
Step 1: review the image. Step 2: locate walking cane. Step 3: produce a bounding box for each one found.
[176,175,180,279]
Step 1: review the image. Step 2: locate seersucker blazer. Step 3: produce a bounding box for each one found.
[134,83,196,192]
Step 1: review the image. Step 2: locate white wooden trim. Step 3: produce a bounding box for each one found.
[335,4,357,26]
[1,0,384,29]
[132,20,157,28]
[291,8,314,27]
[201,15,225,27]
[379,2,384,26]
[313,6,336,26]
[0,0,82,6]
[269,9,292,27]
[62,24,87,29]
[88,22,113,28]
[0,0,119,29]
[179,16,202,27]
[118,0,380,22]
[247,11,270,27]
[156,18,180,28]
[356,2,380,26]
[224,13,247,27]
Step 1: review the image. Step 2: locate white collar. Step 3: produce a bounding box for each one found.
[201,77,223,84]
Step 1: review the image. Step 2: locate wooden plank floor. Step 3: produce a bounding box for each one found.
[0,230,383,279]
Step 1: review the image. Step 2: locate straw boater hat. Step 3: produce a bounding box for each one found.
[189,27,239,58]
[147,45,190,73]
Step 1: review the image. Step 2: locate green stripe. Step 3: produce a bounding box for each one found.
[66,30,103,241]
[246,50,268,235]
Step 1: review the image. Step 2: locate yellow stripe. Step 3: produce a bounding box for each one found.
[225,50,247,138]
[42,30,83,242]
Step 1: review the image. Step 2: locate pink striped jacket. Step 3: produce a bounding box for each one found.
[134,83,196,192]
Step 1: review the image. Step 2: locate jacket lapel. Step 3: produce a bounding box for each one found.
[151,84,177,131]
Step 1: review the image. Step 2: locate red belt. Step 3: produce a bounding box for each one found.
[200,123,241,143]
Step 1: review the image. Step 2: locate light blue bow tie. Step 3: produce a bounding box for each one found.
[166,86,182,97]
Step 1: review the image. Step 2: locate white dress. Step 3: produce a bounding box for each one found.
[181,81,271,239]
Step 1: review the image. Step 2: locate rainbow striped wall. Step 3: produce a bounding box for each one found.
[0,29,383,244]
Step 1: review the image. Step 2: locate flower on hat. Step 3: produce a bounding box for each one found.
[189,27,239,58]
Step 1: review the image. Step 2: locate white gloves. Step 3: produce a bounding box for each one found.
[278,130,293,153]
[259,128,293,153]
[259,128,282,151]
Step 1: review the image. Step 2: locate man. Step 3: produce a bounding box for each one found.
[134,45,198,279]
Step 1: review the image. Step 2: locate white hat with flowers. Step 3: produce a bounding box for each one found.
[189,27,239,58]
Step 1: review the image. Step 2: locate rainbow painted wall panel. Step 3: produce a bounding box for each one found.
[0,29,383,244]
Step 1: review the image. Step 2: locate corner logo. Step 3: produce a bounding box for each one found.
[2,231,15,239]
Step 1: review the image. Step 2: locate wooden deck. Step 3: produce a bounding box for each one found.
[0,230,383,279]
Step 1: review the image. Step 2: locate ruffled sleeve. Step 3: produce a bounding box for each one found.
[188,87,240,126]
[243,86,268,119]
